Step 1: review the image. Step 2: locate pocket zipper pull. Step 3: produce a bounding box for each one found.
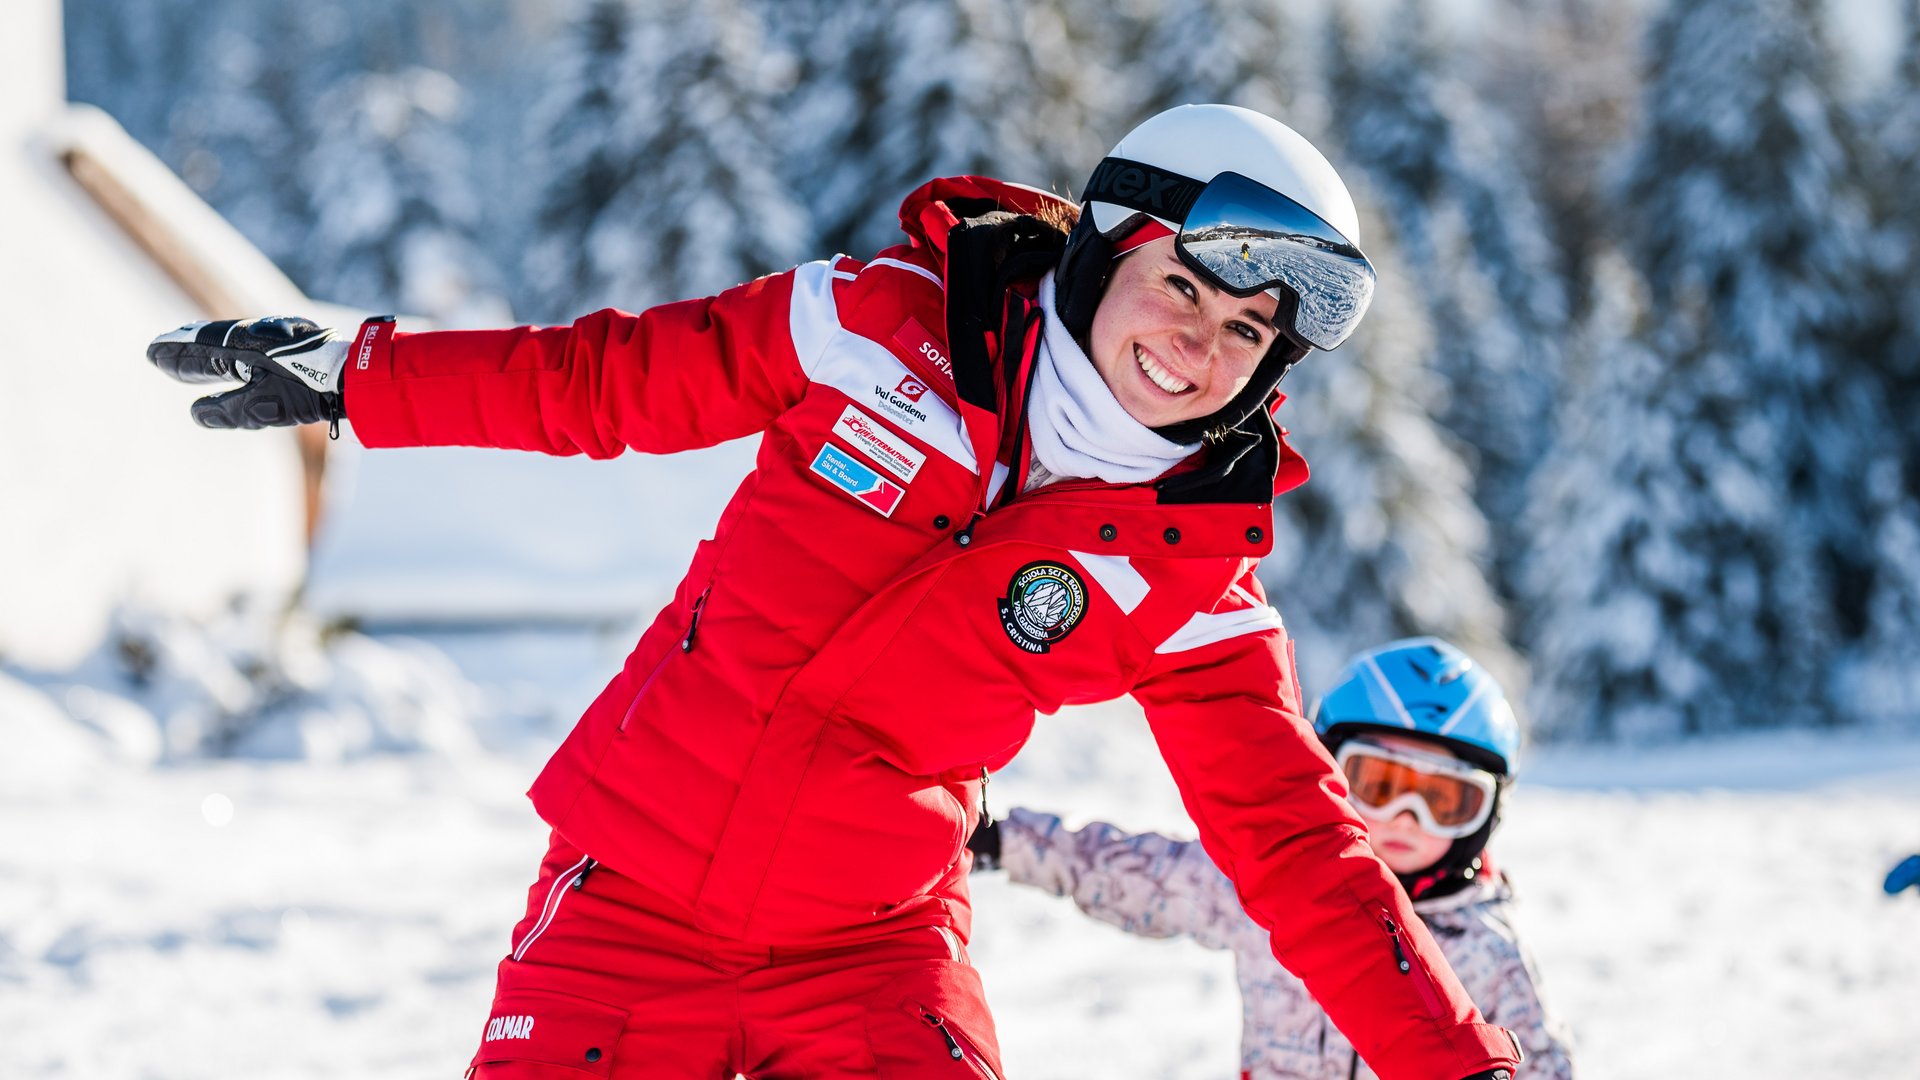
[1381,914,1411,973]
[921,1010,964,1060]
[681,587,711,652]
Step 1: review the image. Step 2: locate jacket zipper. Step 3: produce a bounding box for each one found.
[919,1010,1000,1079]
[680,585,711,652]
[617,585,709,733]
[1375,908,1447,1017]
[978,766,991,822]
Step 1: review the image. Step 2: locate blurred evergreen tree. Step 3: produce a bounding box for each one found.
[1323,0,1569,602]
[1842,0,1920,724]
[305,66,510,324]
[834,0,1096,256]
[521,0,642,322]
[1527,0,1887,738]
[1261,203,1520,698]
[523,0,806,317]
[1096,0,1295,128]
[162,4,336,287]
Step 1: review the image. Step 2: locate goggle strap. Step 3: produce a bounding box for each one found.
[1081,157,1208,229]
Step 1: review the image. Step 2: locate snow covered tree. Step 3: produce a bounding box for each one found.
[520,0,644,323]
[1475,0,1641,308]
[524,0,807,317]
[1522,253,1741,740]
[1323,1,1569,597]
[1842,0,1920,726]
[836,0,1101,256]
[1528,0,1887,738]
[1095,0,1297,128]
[756,0,899,257]
[305,67,510,325]
[163,4,335,286]
[1261,204,1521,699]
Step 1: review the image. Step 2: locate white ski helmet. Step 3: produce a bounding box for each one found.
[1055,104,1376,443]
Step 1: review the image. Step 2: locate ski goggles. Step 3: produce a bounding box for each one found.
[1334,739,1498,839]
[1082,158,1377,350]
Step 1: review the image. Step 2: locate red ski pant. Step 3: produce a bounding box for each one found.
[468,833,1004,1079]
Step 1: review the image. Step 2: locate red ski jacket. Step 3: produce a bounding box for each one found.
[343,177,1520,1080]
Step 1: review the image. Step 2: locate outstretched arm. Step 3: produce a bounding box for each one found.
[1131,568,1520,1080]
[151,262,838,456]
[997,808,1249,951]
[345,264,827,456]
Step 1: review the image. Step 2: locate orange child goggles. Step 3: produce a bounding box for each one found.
[1334,739,1498,840]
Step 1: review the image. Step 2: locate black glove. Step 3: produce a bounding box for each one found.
[147,315,383,432]
[966,815,1001,872]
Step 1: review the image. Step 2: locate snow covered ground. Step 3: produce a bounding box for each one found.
[8,647,1919,1079]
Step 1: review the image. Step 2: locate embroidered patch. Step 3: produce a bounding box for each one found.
[997,561,1088,654]
[809,443,905,517]
[833,404,926,482]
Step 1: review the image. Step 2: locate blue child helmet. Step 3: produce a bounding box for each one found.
[1311,637,1519,777]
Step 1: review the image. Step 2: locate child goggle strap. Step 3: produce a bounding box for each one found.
[1334,739,1498,840]
[1080,158,1378,351]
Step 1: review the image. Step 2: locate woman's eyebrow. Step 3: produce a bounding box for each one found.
[1242,308,1276,332]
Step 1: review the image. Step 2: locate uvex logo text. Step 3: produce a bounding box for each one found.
[1085,158,1204,220]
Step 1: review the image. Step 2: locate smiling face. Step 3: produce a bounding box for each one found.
[1087,236,1283,430]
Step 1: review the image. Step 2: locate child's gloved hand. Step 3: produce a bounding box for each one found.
[966,815,1001,872]
[1886,854,1920,895]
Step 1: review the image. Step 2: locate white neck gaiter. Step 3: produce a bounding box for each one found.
[1024,271,1200,489]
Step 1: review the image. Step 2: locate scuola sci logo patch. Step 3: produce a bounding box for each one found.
[997,561,1088,654]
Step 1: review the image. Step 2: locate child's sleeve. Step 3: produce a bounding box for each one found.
[1457,904,1579,1080]
[998,807,1245,951]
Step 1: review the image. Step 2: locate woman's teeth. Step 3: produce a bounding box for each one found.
[1135,345,1192,394]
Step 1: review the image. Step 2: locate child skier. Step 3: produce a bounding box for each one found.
[975,638,1574,1079]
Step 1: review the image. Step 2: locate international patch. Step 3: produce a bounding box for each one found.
[997,561,1088,654]
[809,443,905,517]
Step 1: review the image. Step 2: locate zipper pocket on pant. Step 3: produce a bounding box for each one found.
[1375,908,1446,1018]
[919,1009,1000,1080]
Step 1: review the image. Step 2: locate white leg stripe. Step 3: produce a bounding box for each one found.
[512,855,591,962]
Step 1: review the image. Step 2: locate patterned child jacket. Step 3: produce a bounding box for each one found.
[1001,808,1576,1080]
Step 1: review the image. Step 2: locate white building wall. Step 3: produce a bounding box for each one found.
[0,0,306,667]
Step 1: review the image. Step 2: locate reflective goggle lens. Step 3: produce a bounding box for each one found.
[1176,171,1376,351]
[1336,744,1494,838]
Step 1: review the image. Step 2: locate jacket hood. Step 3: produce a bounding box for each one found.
[895,176,1077,273]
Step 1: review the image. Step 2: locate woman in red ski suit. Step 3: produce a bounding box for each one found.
[148,106,1521,1080]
